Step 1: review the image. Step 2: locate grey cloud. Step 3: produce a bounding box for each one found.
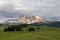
[0,0,60,21]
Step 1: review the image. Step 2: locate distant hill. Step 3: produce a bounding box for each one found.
[31,21,60,27]
[46,21,60,27]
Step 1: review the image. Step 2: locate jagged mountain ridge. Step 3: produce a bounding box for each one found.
[18,15,47,24]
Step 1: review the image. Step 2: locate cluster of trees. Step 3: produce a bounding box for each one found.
[4,24,40,32]
[4,26,21,31]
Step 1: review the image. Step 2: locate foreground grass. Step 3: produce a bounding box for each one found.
[0,26,60,40]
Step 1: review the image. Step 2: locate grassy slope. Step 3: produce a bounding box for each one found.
[0,26,60,40]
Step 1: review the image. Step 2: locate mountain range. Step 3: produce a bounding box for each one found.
[0,15,60,27]
[18,15,47,24]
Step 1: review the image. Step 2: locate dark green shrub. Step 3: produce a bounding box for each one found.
[37,27,40,29]
[7,27,11,31]
[15,27,22,31]
[7,26,15,31]
[28,27,35,32]
[4,27,8,32]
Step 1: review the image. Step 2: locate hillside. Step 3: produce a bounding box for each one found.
[0,26,60,40]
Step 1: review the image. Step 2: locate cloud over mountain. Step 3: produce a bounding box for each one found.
[0,0,60,21]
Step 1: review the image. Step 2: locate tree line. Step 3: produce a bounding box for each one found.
[4,24,40,32]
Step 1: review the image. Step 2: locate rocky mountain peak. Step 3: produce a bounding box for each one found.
[31,16,43,20]
[18,15,46,24]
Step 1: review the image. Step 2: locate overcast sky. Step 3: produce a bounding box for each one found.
[0,0,60,23]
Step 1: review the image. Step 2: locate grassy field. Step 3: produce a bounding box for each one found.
[0,26,60,40]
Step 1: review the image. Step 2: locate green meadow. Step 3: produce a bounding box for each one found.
[0,26,60,40]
